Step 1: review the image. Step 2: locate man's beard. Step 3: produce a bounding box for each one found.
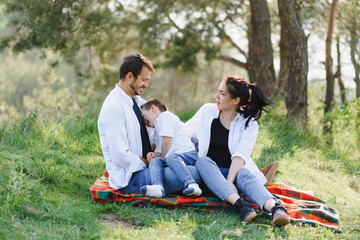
[130,79,140,95]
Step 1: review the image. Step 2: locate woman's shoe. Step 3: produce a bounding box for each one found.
[271,203,290,226]
[234,198,257,222]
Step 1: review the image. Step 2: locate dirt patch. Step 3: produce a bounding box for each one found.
[100,213,144,229]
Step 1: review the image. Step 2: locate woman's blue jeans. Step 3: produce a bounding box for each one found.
[149,150,198,189]
[196,156,273,211]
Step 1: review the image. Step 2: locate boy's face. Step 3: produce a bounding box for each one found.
[142,106,157,128]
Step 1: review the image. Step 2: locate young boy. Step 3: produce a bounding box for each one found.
[140,98,202,198]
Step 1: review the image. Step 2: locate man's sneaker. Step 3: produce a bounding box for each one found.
[271,202,290,226]
[233,198,257,222]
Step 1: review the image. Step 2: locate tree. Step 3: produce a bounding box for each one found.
[278,0,308,121]
[323,0,338,142]
[1,0,278,96]
[248,0,276,97]
[136,0,277,97]
[341,0,360,98]
[335,34,346,104]
[324,0,339,114]
[0,0,129,77]
[1,0,313,117]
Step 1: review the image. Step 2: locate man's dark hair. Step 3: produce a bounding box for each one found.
[141,98,167,112]
[119,53,154,80]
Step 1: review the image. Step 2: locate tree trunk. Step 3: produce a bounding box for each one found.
[278,23,289,94]
[336,35,346,104]
[350,21,360,98]
[248,0,276,99]
[324,0,339,114]
[278,0,308,122]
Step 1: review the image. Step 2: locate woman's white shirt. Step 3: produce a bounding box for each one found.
[185,103,267,185]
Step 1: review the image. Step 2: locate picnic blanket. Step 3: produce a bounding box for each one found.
[90,172,340,231]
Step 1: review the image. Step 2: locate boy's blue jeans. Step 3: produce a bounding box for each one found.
[121,150,200,194]
[150,150,198,189]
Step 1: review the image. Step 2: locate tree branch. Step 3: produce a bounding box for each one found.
[205,5,248,60]
[166,14,183,32]
[218,54,248,69]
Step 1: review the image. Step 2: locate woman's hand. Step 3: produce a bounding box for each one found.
[227,157,245,191]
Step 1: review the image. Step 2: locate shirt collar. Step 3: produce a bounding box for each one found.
[234,113,243,121]
[211,106,242,121]
[114,84,134,107]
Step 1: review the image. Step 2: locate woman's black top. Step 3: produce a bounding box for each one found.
[206,117,232,168]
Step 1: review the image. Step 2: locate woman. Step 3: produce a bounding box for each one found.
[186,75,290,226]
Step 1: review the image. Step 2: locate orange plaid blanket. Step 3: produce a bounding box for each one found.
[90,172,340,231]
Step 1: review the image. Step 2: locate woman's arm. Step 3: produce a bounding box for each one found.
[227,156,245,191]
[232,120,259,165]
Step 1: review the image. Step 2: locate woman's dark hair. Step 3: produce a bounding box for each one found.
[224,75,271,128]
[141,98,167,112]
[119,53,154,80]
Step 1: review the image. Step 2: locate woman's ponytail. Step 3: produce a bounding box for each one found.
[225,76,271,128]
[244,83,271,128]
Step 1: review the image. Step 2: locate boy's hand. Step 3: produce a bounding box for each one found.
[147,152,155,162]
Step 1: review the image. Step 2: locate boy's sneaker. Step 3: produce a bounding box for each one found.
[183,183,202,196]
[234,198,257,222]
[271,202,290,226]
[140,185,165,198]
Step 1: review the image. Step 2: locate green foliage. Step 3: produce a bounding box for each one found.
[0,0,250,73]
[136,0,248,71]
[0,0,131,86]
[1,102,360,239]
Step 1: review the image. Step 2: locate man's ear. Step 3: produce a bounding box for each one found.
[125,72,134,81]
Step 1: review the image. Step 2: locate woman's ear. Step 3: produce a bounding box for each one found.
[232,97,240,105]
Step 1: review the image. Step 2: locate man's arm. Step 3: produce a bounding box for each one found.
[101,106,146,169]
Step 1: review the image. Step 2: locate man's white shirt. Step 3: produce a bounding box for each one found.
[98,84,148,189]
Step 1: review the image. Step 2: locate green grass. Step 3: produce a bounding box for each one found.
[0,100,359,239]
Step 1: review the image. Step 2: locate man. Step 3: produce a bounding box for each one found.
[98,53,200,193]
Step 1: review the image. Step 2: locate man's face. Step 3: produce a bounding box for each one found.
[129,67,152,96]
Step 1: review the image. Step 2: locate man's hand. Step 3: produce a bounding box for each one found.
[147,152,155,162]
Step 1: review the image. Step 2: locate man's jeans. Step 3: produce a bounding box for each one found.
[149,150,198,189]
[121,164,200,194]
[196,156,273,211]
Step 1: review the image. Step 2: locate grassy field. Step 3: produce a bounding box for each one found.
[0,98,359,239]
